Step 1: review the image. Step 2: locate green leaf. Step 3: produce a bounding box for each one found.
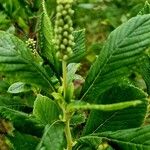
[8,131,39,150]
[76,125,150,150]
[38,0,59,72]
[67,63,81,85]
[0,31,55,92]
[80,14,150,102]
[83,84,148,135]
[33,94,60,125]
[138,1,150,15]
[68,29,86,63]
[8,82,32,93]
[0,107,44,137]
[36,121,65,150]
[0,95,26,110]
[138,56,150,94]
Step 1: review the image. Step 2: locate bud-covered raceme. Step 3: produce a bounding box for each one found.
[55,0,75,60]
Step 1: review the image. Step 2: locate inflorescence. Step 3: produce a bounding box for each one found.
[55,0,75,60]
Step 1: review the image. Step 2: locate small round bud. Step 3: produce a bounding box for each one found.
[63,55,68,60]
[63,31,68,37]
[68,9,74,15]
[64,24,69,30]
[56,12,62,18]
[69,27,74,32]
[67,47,72,53]
[62,10,67,16]
[68,20,73,26]
[58,19,64,26]
[60,44,65,50]
[56,51,62,59]
[65,4,71,9]
[56,5,63,12]
[69,35,74,41]
[63,38,68,45]
[65,15,71,21]
[58,35,62,40]
[58,27,63,33]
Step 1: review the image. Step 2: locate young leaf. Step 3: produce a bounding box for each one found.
[36,121,65,150]
[7,82,32,94]
[67,63,81,85]
[0,31,55,92]
[38,0,59,72]
[83,84,148,135]
[33,94,60,125]
[0,107,44,137]
[7,131,39,150]
[80,14,150,102]
[68,29,86,63]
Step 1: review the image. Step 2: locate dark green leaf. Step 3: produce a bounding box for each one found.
[80,14,150,102]
[0,31,55,92]
[0,106,44,137]
[83,84,148,135]
[38,0,59,72]
[8,131,39,150]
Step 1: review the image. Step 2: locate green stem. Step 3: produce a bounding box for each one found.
[62,60,73,150]
[65,115,73,150]
[62,60,67,99]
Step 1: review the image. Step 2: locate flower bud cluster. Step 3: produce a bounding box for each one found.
[26,38,37,55]
[55,0,75,60]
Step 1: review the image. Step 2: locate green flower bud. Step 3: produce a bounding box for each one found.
[62,10,67,16]
[65,4,71,9]
[56,51,62,59]
[60,44,66,50]
[64,24,69,30]
[63,55,68,60]
[56,5,63,12]
[63,38,68,45]
[63,31,68,37]
[69,35,74,41]
[58,27,63,33]
[68,9,74,15]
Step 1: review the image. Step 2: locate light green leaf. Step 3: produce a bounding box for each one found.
[67,63,81,85]
[8,82,32,93]
[38,0,59,72]
[80,14,150,102]
[83,84,148,135]
[8,131,39,150]
[0,106,44,137]
[68,29,86,63]
[36,121,65,150]
[0,31,55,92]
[138,1,150,15]
[33,94,60,125]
